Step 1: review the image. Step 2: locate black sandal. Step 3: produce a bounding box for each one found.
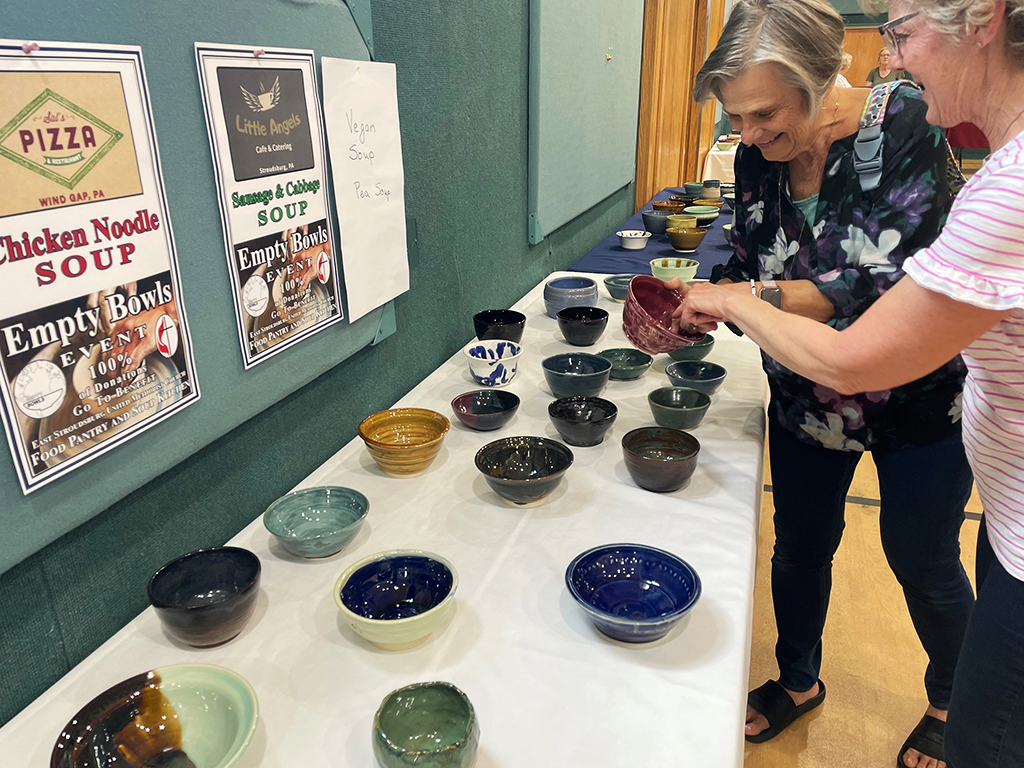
[896,715,945,768]
[745,679,827,743]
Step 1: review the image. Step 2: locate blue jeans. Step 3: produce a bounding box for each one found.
[946,518,1024,767]
[768,419,975,708]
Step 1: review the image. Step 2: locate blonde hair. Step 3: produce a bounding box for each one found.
[693,0,845,115]
[861,0,1024,63]
[841,52,854,68]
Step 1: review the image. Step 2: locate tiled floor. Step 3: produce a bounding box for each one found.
[743,447,982,768]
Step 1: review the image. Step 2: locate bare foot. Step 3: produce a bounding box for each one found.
[901,706,947,768]
[745,681,820,738]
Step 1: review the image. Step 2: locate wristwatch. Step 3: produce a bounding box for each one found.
[759,279,782,309]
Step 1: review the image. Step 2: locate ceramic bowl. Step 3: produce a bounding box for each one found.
[665,227,707,253]
[541,353,612,399]
[451,390,520,431]
[603,273,635,302]
[650,256,699,282]
[683,182,704,196]
[652,199,686,213]
[621,427,701,493]
[622,275,706,355]
[701,180,721,198]
[334,550,458,650]
[666,213,698,230]
[50,664,258,768]
[358,408,451,477]
[473,309,526,343]
[263,486,369,559]
[565,544,702,643]
[556,306,609,347]
[723,223,733,239]
[695,198,726,210]
[667,332,715,361]
[597,347,654,380]
[640,209,672,235]
[547,396,618,447]
[148,548,261,647]
[716,140,733,151]
[648,387,711,431]
[373,682,479,768]
[475,436,574,507]
[669,193,698,205]
[615,229,651,250]
[543,276,598,318]
[722,193,735,210]
[462,339,522,387]
[665,360,728,395]
[683,205,720,223]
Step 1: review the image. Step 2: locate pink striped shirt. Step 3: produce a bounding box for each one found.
[905,129,1024,582]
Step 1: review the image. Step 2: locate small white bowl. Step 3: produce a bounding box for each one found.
[723,223,732,238]
[616,230,652,250]
[463,339,522,386]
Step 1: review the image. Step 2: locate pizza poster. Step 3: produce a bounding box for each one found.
[0,40,200,494]
[195,44,342,368]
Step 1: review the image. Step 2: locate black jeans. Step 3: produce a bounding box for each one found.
[768,419,975,708]
[946,518,1024,767]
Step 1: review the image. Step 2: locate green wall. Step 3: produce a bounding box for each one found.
[0,0,634,726]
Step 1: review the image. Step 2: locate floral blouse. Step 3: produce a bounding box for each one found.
[718,83,966,452]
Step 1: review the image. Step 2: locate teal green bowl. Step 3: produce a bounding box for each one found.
[597,348,654,380]
[373,682,479,768]
[263,486,369,558]
[51,664,258,768]
[648,387,711,430]
[667,333,715,361]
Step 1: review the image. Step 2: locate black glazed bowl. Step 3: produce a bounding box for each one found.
[556,306,609,346]
[148,547,261,647]
[473,309,527,343]
[541,353,613,399]
[548,396,618,447]
[475,436,574,507]
[451,389,520,431]
[621,427,701,493]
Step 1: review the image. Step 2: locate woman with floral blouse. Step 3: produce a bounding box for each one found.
[679,2,971,766]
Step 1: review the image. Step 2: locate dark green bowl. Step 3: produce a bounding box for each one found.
[373,682,479,768]
[597,348,654,380]
[667,333,715,362]
[648,387,711,431]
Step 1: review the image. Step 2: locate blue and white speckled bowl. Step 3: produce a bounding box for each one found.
[463,339,522,387]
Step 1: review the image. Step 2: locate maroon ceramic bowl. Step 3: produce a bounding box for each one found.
[622,275,706,354]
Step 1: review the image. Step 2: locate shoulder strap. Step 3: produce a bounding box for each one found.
[853,82,901,192]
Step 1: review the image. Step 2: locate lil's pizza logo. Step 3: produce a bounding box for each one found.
[0,89,122,190]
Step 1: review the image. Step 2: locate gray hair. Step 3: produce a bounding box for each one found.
[861,0,1024,63]
[693,0,845,114]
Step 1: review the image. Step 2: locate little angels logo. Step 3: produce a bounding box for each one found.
[0,89,122,189]
[240,77,280,113]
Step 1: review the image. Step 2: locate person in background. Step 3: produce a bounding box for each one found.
[866,46,905,83]
[675,1,1024,765]
[835,51,854,86]
[681,2,972,766]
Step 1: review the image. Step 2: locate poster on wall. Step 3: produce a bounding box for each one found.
[322,58,409,321]
[0,40,200,494]
[195,44,342,369]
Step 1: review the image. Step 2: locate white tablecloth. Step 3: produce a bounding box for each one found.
[0,272,769,768]
[702,145,737,183]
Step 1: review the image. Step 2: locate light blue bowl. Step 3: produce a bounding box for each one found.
[543,277,598,318]
[640,209,672,236]
[264,486,369,558]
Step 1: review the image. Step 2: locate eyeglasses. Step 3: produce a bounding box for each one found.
[879,11,920,57]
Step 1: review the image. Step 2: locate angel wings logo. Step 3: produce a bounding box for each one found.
[240,77,281,113]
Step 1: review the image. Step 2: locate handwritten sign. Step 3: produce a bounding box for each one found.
[322,58,409,322]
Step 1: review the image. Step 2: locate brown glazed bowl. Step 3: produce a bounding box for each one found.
[621,427,701,493]
[358,408,451,477]
[665,227,708,252]
[148,547,261,647]
[652,199,686,213]
[622,275,706,354]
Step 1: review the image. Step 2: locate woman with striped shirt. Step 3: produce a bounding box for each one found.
[674,1,1024,765]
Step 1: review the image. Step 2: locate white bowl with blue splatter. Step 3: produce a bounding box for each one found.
[463,340,523,387]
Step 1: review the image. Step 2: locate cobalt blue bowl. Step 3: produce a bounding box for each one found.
[565,543,702,643]
[543,277,598,318]
[541,353,612,399]
[451,389,520,431]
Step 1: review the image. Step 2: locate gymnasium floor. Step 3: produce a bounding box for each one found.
[743,449,983,768]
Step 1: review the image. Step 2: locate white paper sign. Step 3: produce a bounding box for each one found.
[196,44,343,368]
[322,58,409,321]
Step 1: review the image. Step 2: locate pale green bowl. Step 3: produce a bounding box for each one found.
[373,682,479,768]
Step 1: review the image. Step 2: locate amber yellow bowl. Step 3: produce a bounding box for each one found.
[358,408,451,477]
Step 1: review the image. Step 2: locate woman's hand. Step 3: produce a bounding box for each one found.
[664,278,740,334]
